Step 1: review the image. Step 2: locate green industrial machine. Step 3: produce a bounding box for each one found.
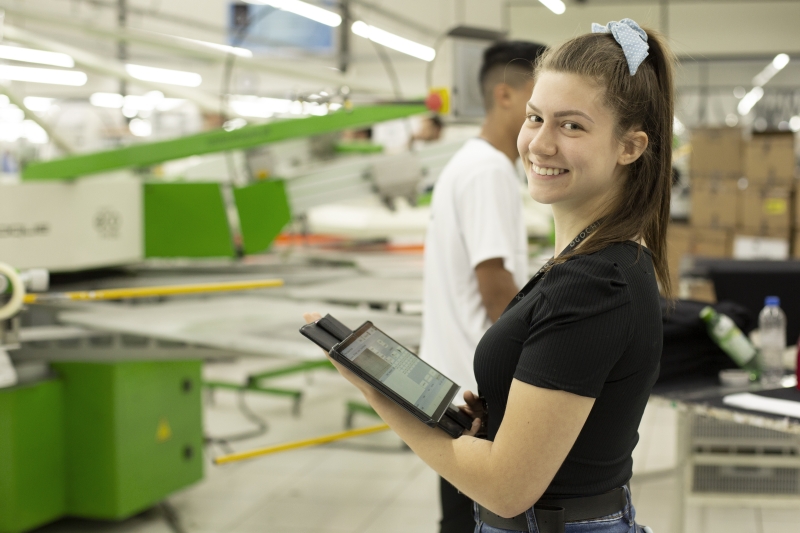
[0,380,65,533]
[1,103,429,532]
[0,361,203,532]
[21,104,427,260]
[54,361,203,520]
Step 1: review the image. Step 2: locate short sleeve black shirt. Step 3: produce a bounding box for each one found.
[473,242,662,497]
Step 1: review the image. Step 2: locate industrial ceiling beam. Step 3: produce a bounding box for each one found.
[0,4,385,94]
[2,24,222,114]
[0,85,73,154]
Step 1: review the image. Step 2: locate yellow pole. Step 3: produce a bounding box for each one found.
[213,423,391,465]
[23,278,284,304]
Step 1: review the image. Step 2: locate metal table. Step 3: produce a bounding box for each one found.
[50,296,421,360]
[651,377,800,533]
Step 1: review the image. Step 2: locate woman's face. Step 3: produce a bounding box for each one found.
[517,71,625,209]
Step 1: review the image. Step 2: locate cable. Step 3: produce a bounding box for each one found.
[326,441,410,453]
[203,391,270,450]
[425,33,449,91]
[219,6,281,189]
[369,39,402,100]
[219,5,281,119]
[158,501,188,533]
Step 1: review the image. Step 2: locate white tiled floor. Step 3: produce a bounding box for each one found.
[32,357,800,533]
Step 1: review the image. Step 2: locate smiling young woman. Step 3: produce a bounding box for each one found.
[305,19,672,533]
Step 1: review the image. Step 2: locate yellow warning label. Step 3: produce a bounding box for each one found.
[156,418,172,442]
[763,198,787,215]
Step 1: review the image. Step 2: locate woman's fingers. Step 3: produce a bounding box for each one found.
[458,404,476,417]
[462,417,482,437]
[303,312,323,324]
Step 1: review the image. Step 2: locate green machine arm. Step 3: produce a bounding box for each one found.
[22,104,428,181]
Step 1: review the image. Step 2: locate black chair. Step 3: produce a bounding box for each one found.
[690,258,800,346]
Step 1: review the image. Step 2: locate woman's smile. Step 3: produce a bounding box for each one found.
[530,164,569,176]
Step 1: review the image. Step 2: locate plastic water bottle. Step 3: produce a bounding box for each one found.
[758,296,786,387]
[699,306,760,380]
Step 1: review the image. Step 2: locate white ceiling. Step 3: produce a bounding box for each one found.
[1,0,799,126]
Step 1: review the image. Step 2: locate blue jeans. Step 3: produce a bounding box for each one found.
[473,486,649,533]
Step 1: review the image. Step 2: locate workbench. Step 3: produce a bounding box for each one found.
[651,377,800,533]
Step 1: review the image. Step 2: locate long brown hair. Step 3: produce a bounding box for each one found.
[535,27,675,297]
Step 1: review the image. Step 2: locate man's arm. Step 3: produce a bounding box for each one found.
[475,258,519,322]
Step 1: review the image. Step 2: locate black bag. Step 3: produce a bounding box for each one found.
[658,298,757,383]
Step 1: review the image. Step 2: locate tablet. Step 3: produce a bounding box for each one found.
[331,321,460,426]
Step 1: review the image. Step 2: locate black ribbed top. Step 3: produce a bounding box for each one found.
[473,241,662,497]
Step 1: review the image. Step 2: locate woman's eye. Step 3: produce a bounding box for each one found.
[527,115,542,123]
[564,122,582,131]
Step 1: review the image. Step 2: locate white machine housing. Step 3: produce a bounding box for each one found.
[0,175,143,272]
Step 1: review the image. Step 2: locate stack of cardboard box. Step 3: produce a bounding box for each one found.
[736,132,795,259]
[667,128,797,301]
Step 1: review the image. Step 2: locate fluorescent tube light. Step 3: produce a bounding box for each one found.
[737,86,764,115]
[229,95,331,118]
[230,95,293,118]
[245,0,342,27]
[125,64,202,87]
[23,96,55,112]
[773,53,790,70]
[91,92,124,108]
[172,35,253,58]
[129,118,152,137]
[752,53,790,87]
[0,44,74,67]
[0,65,87,86]
[351,21,435,62]
[538,0,566,15]
[90,91,185,112]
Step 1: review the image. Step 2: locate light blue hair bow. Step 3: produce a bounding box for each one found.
[591,18,649,75]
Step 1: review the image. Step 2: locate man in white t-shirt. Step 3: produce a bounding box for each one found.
[419,40,546,533]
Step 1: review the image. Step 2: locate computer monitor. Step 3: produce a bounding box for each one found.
[697,259,800,346]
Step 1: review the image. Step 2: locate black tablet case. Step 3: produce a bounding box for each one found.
[300,314,473,438]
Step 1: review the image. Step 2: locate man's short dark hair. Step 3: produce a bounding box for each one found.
[479,40,547,110]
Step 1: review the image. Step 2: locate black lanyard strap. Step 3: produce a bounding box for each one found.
[513,220,603,302]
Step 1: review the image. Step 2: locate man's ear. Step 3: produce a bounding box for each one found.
[618,131,648,165]
[492,83,513,110]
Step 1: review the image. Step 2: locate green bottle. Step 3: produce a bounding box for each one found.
[699,306,761,380]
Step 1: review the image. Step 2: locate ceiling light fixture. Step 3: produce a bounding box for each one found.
[90,92,124,108]
[90,91,185,112]
[229,95,330,118]
[125,64,202,87]
[0,44,74,67]
[129,118,152,137]
[538,0,566,15]
[0,65,87,86]
[752,53,790,87]
[245,0,342,27]
[351,21,435,62]
[738,54,789,115]
[737,86,764,115]
[23,96,55,112]
[170,35,253,58]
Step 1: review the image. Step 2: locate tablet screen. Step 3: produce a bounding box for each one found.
[338,325,457,417]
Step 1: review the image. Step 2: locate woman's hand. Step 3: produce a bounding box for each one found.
[302,312,372,397]
[459,390,487,438]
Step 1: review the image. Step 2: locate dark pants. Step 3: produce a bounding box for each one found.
[440,476,475,533]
